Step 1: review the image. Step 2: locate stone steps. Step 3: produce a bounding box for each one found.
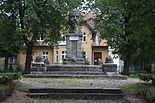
[29,88,122,94]
[29,64,127,80]
[27,88,124,99]
[31,71,105,75]
[46,65,101,72]
[23,74,127,79]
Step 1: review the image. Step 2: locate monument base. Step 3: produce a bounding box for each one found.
[63,57,85,65]
[23,64,127,80]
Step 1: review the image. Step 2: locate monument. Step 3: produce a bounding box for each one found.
[24,10,127,80]
[102,56,118,75]
[63,10,84,64]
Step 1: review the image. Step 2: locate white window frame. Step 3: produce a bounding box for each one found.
[62,34,66,42]
[8,56,18,63]
[60,51,66,63]
[55,51,59,63]
[42,52,49,60]
[82,32,86,42]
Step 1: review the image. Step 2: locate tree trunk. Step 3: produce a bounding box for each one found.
[144,57,151,73]
[123,43,131,75]
[24,42,33,74]
[4,55,9,72]
[123,58,130,75]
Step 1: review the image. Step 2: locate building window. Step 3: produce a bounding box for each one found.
[82,52,87,58]
[37,35,44,41]
[61,51,66,62]
[55,51,58,63]
[62,34,66,41]
[82,32,86,42]
[8,56,18,63]
[42,52,49,60]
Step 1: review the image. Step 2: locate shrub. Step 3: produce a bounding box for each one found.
[12,73,21,80]
[138,74,153,82]
[0,75,13,84]
[0,73,21,84]
[122,83,155,103]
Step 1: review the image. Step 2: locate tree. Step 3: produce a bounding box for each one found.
[0,13,22,71]
[123,0,155,73]
[90,0,131,75]
[0,0,85,74]
[90,0,155,75]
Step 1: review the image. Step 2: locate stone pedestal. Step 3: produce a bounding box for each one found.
[63,33,84,64]
[102,64,117,75]
[31,62,46,72]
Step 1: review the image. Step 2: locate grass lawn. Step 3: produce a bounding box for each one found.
[128,75,139,79]
[24,78,94,87]
[13,81,32,92]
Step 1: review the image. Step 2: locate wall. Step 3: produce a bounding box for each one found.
[0,58,4,64]
[81,25,93,65]
[53,46,66,64]
[33,46,53,64]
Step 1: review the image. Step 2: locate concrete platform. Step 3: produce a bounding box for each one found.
[28,64,127,80]
[23,74,127,79]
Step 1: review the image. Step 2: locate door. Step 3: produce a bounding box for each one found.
[94,52,102,65]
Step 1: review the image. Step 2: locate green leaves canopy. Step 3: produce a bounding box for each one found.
[91,0,155,60]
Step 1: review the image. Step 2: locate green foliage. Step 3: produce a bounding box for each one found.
[0,3,24,71]
[138,74,153,82]
[0,73,21,84]
[0,75,13,84]
[13,81,31,92]
[128,75,139,79]
[122,83,155,103]
[0,0,85,74]
[11,73,21,80]
[90,0,155,74]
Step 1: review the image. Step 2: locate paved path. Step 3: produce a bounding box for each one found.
[2,78,148,103]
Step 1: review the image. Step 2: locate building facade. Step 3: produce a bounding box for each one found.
[0,14,108,70]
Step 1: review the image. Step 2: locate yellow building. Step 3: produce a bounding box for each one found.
[0,14,108,69]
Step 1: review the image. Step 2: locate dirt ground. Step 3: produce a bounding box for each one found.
[0,90,35,103]
[0,78,149,103]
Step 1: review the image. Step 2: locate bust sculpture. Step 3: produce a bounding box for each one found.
[69,10,81,34]
[35,56,44,62]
